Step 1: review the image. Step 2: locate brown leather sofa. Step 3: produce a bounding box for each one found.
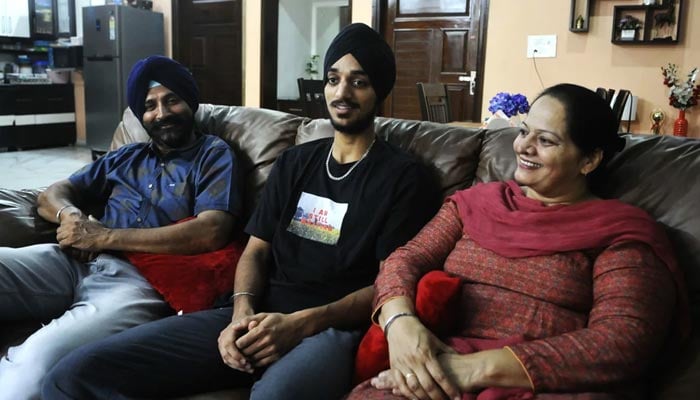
[1,104,699,399]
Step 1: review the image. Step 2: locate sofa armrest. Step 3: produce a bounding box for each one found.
[0,188,57,248]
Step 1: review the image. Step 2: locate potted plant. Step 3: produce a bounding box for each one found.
[618,15,643,40]
[486,92,530,127]
[661,63,700,136]
[305,54,320,79]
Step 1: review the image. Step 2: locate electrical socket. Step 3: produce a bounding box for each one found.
[527,35,557,58]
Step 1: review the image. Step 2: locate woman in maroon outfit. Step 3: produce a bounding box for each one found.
[348,84,688,400]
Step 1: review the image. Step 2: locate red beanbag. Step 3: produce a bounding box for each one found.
[353,270,462,384]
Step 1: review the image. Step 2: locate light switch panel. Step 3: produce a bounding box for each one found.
[527,35,557,58]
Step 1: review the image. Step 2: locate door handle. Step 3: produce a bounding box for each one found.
[458,71,477,95]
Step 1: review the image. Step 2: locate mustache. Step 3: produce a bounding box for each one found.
[330,100,360,109]
[151,115,188,131]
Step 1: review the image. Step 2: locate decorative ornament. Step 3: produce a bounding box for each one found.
[650,109,665,134]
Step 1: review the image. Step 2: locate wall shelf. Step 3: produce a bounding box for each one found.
[612,0,683,44]
[570,0,592,33]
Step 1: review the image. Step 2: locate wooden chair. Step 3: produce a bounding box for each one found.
[595,87,616,102]
[595,87,632,132]
[416,82,451,123]
[611,89,632,133]
[297,78,329,119]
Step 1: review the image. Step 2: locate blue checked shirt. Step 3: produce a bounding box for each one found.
[69,135,240,229]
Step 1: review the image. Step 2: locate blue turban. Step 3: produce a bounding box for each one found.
[126,55,199,122]
[323,23,396,103]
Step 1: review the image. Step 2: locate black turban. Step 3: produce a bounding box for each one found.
[126,55,199,122]
[323,23,396,103]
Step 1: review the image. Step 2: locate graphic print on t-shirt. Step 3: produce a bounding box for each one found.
[287,192,348,245]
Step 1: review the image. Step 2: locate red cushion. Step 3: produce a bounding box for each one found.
[353,270,462,384]
[124,219,246,313]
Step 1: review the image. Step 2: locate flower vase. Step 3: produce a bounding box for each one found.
[673,110,688,137]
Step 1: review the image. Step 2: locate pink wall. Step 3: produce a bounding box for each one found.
[482,0,700,138]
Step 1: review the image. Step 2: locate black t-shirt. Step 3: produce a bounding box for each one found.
[245,137,441,313]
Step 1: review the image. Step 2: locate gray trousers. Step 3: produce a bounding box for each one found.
[0,244,171,400]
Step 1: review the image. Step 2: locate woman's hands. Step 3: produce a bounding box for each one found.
[377,304,461,400]
[372,344,533,399]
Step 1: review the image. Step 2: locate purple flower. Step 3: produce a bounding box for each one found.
[488,92,530,118]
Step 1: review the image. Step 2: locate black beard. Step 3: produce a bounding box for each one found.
[145,114,195,149]
[329,108,376,135]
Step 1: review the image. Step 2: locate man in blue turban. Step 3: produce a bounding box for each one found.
[0,56,242,400]
[41,24,441,400]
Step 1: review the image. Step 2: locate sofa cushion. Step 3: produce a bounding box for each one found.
[474,126,518,184]
[124,216,246,313]
[353,270,461,384]
[295,118,334,145]
[0,188,56,248]
[374,118,485,198]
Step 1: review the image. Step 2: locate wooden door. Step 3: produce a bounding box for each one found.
[173,0,242,106]
[380,0,488,122]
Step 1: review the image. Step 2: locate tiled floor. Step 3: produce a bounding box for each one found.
[0,145,93,190]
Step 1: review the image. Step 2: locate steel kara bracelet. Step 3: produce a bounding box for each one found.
[382,312,416,338]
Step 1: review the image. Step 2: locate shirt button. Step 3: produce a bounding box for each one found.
[148,183,153,189]
[136,217,142,222]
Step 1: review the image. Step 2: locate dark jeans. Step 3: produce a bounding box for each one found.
[42,307,362,400]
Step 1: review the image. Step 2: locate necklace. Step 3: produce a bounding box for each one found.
[325,138,376,181]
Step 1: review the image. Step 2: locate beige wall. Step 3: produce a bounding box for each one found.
[351,0,373,26]
[483,0,700,137]
[244,0,262,107]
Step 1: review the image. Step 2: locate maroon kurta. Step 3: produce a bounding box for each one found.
[372,201,675,393]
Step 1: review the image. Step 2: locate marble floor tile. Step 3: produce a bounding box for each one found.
[0,146,92,190]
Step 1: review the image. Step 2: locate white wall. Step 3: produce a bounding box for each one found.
[314,4,341,65]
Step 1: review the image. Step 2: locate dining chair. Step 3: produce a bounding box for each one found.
[297,78,329,119]
[611,89,631,133]
[416,82,452,123]
[595,87,616,103]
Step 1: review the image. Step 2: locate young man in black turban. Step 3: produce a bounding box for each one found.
[42,24,440,400]
[0,55,241,400]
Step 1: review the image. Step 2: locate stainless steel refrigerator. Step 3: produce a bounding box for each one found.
[83,5,163,156]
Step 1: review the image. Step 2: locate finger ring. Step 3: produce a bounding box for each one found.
[404,372,416,380]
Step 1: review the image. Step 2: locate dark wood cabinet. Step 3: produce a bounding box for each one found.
[612,0,683,44]
[0,83,76,149]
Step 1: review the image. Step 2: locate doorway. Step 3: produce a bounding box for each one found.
[261,0,352,111]
[374,0,489,122]
[275,0,351,106]
[172,0,243,106]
